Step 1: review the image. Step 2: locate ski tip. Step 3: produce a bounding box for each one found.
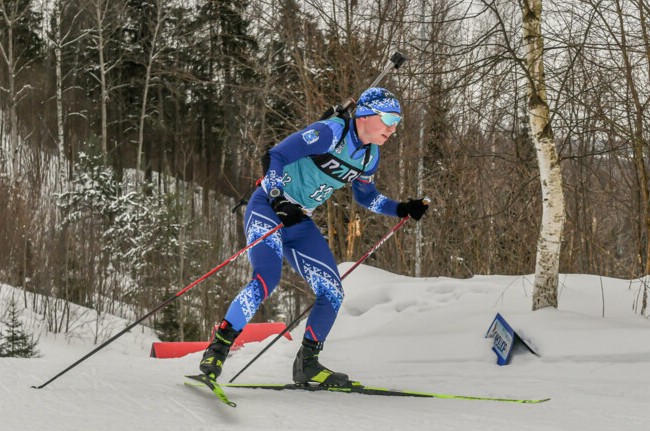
[185,374,237,408]
[526,398,551,404]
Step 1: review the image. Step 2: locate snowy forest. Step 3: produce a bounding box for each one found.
[1,0,649,343]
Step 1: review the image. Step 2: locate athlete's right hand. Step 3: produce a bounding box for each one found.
[396,198,429,221]
[271,196,306,227]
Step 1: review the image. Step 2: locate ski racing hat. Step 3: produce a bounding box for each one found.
[355,87,401,117]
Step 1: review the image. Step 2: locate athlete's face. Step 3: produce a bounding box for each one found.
[356,114,399,146]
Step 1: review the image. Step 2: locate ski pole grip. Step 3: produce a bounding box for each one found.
[369,51,408,89]
[390,52,407,69]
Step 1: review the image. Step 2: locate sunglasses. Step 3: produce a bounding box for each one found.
[364,105,402,127]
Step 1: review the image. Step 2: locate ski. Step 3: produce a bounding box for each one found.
[220,382,550,404]
[184,374,237,408]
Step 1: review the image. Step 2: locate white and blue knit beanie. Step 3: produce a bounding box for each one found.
[355,87,401,117]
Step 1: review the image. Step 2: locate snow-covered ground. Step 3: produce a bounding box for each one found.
[2,264,649,430]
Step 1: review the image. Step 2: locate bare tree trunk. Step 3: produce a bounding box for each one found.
[0,0,20,182]
[98,6,108,162]
[522,0,565,310]
[136,0,165,186]
[54,3,65,181]
[178,183,190,341]
[639,0,650,84]
[90,0,113,163]
[616,0,650,314]
[637,0,650,314]
[414,0,427,277]
[50,0,85,183]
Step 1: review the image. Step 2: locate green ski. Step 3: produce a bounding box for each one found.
[220,382,550,404]
[184,374,237,408]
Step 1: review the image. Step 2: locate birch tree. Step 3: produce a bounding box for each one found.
[0,0,42,183]
[522,0,565,310]
[48,0,86,186]
[87,0,124,163]
[134,0,169,186]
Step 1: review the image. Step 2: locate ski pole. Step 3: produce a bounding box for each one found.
[228,216,411,383]
[32,223,284,390]
[369,52,408,89]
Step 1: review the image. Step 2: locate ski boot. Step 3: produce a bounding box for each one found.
[292,338,350,387]
[199,320,241,380]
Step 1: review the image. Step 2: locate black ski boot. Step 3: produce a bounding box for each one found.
[199,320,241,380]
[292,338,350,387]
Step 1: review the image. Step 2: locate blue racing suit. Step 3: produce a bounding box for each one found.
[224,117,401,342]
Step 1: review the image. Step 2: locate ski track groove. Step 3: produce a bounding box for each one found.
[168,392,209,425]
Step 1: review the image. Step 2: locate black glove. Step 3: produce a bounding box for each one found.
[271,196,305,227]
[396,198,429,221]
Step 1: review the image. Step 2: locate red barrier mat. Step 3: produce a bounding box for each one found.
[150,322,292,358]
